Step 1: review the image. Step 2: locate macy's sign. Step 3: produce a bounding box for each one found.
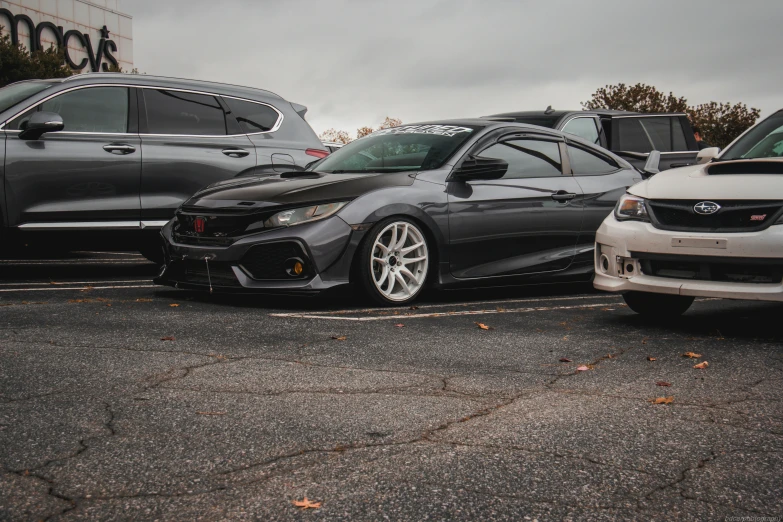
[0,8,119,72]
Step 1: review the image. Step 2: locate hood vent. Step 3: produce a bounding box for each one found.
[707,161,783,175]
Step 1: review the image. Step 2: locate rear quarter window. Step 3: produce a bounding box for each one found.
[223,98,281,134]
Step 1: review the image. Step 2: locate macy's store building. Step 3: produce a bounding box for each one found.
[0,0,133,73]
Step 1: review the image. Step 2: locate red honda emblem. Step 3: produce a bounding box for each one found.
[194,217,206,233]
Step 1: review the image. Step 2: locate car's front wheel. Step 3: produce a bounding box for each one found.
[623,291,694,317]
[357,218,430,306]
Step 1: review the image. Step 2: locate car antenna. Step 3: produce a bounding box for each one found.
[544,105,555,115]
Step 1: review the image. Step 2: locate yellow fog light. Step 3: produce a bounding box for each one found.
[293,261,304,275]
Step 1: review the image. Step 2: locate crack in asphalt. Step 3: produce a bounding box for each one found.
[6,401,117,521]
[4,321,781,516]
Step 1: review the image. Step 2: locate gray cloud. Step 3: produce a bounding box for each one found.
[119,0,783,136]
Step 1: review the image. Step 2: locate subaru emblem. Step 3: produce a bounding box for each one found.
[693,201,720,215]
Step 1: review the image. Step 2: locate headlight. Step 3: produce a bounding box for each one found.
[614,194,650,222]
[264,201,348,228]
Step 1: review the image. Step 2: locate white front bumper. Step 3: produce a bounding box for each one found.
[593,217,783,302]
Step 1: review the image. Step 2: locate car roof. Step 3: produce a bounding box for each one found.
[485,109,688,121]
[398,118,562,134]
[56,73,285,101]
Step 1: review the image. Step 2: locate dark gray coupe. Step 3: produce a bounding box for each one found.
[155,119,643,305]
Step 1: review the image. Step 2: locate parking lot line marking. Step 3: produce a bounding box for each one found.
[0,280,152,287]
[0,260,144,265]
[0,284,157,293]
[279,294,617,317]
[271,301,619,321]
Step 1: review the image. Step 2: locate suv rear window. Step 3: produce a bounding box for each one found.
[616,117,689,153]
[143,89,227,135]
[223,97,280,133]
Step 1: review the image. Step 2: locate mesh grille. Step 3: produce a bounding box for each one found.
[636,254,783,284]
[647,200,783,232]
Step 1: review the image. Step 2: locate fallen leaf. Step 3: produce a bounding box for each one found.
[292,497,322,510]
[649,396,674,405]
[475,322,491,330]
[160,336,176,341]
[196,411,226,415]
[169,304,180,308]
[647,356,657,361]
[576,365,591,372]
[559,357,572,363]
[682,352,702,359]
[656,381,672,387]
[394,323,405,328]
[331,336,347,341]
[409,306,419,310]
[135,298,153,303]
[693,361,709,369]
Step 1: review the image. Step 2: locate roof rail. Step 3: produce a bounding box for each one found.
[60,72,284,99]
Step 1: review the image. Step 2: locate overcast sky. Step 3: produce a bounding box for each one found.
[119,0,783,137]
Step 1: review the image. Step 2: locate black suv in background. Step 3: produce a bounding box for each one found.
[0,74,327,261]
[484,109,700,171]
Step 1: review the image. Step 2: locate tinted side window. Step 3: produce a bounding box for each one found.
[479,139,562,179]
[143,89,226,135]
[671,118,688,151]
[568,145,619,175]
[639,118,672,152]
[617,119,653,153]
[223,97,280,133]
[562,117,600,144]
[8,87,129,133]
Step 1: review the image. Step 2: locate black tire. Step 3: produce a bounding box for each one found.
[623,291,694,317]
[356,217,430,306]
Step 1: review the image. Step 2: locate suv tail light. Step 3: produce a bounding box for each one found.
[306,148,329,159]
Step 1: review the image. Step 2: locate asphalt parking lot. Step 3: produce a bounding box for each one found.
[0,252,781,521]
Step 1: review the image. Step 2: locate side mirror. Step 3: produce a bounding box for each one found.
[451,156,508,181]
[19,112,64,140]
[642,150,661,177]
[696,147,720,164]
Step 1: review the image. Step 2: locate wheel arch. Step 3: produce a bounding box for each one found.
[348,212,442,289]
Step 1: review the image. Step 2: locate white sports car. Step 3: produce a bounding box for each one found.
[594,109,783,316]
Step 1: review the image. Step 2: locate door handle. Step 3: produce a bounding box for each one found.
[222,148,250,158]
[103,144,136,155]
[551,191,576,202]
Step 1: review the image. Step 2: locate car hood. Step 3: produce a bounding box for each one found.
[183,171,416,210]
[629,159,783,200]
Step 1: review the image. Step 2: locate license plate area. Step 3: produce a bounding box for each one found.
[671,237,727,249]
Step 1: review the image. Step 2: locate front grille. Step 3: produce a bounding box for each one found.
[634,253,783,284]
[167,260,242,287]
[647,200,783,233]
[172,210,273,246]
[239,242,310,280]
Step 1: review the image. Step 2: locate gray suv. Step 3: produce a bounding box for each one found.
[0,74,327,261]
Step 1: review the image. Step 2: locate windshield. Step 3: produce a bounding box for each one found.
[0,81,55,117]
[310,124,480,173]
[720,112,783,160]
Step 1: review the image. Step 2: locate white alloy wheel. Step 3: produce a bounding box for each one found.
[369,221,429,302]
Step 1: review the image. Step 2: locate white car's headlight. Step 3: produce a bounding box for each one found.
[264,201,348,228]
[615,194,650,222]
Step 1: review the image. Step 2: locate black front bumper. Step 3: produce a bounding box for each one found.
[154,216,365,294]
